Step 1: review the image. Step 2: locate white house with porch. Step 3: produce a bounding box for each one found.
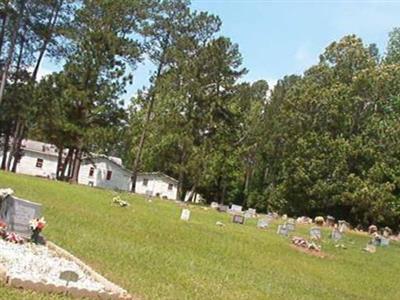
[0,139,179,200]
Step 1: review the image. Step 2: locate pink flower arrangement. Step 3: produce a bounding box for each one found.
[5,232,24,244]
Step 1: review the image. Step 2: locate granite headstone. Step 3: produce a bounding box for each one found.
[0,194,42,237]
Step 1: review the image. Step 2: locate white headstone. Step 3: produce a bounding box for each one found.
[230,204,243,213]
[310,227,322,240]
[331,228,342,241]
[277,225,289,236]
[180,209,191,221]
[257,218,269,229]
[210,202,219,209]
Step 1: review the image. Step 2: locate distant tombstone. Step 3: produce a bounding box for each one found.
[331,228,342,241]
[277,225,289,236]
[217,205,228,213]
[380,237,390,247]
[180,209,191,221]
[210,202,219,209]
[248,208,256,217]
[0,195,42,237]
[244,211,252,219]
[338,220,349,233]
[326,216,335,227]
[230,204,243,213]
[285,222,295,232]
[310,227,322,240]
[232,214,245,224]
[257,218,269,229]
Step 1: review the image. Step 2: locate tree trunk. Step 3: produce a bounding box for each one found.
[66,148,75,179]
[1,128,10,170]
[61,148,72,180]
[32,0,63,81]
[0,0,25,105]
[0,13,7,56]
[131,45,168,192]
[11,128,24,172]
[56,147,63,179]
[6,120,21,171]
[70,148,82,184]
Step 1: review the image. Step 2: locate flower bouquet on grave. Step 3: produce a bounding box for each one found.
[29,217,46,245]
[0,219,7,239]
[5,232,24,244]
[112,196,129,207]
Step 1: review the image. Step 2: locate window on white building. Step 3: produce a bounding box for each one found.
[143,178,148,186]
[89,167,94,177]
[168,183,173,190]
[106,170,112,180]
[36,158,43,168]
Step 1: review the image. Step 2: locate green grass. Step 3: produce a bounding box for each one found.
[0,171,399,300]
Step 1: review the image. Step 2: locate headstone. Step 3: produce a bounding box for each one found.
[232,214,245,224]
[380,237,390,246]
[257,218,269,229]
[0,195,42,237]
[180,209,191,221]
[247,208,256,217]
[331,228,342,241]
[285,222,295,232]
[338,220,349,233]
[230,204,243,213]
[217,205,228,213]
[210,202,219,209]
[310,227,322,240]
[277,224,289,236]
[244,211,252,219]
[326,215,335,227]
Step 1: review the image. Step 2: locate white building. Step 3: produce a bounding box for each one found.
[136,172,178,200]
[0,139,61,179]
[78,156,133,192]
[0,139,179,200]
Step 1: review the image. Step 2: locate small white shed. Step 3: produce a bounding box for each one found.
[136,172,178,200]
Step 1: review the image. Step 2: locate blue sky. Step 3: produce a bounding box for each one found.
[41,0,400,101]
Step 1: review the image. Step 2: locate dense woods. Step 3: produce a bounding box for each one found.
[1,0,400,229]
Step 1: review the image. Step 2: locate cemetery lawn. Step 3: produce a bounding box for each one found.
[1,172,400,300]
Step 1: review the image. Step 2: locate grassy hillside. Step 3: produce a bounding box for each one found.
[0,171,399,300]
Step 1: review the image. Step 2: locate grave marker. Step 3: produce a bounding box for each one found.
[0,194,42,237]
[180,209,191,221]
[331,228,342,241]
[285,222,295,232]
[310,227,322,240]
[230,204,243,213]
[217,205,228,213]
[277,225,289,236]
[257,218,269,229]
[232,214,245,224]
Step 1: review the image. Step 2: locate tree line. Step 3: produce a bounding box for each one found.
[1,0,400,229]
